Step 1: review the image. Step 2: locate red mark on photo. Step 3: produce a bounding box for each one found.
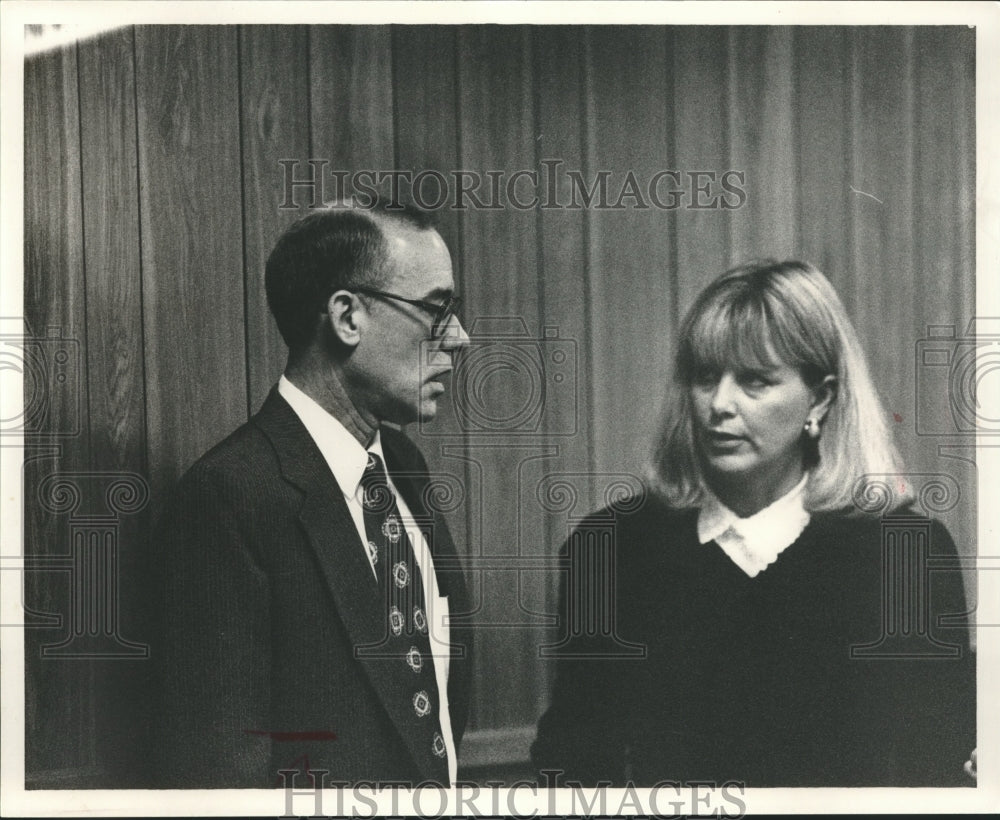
[893,412,903,423]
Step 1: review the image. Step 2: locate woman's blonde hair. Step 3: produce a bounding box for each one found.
[647,260,910,513]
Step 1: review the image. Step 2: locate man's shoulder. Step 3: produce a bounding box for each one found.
[178,390,301,481]
[171,416,283,505]
[192,418,273,472]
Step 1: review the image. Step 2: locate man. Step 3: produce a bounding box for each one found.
[152,200,471,788]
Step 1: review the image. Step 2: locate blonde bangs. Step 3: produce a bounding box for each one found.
[678,276,827,388]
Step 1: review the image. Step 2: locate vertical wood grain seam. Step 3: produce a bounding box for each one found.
[904,28,918,338]
[73,36,99,771]
[791,28,804,257]
[529,29,545,342]
[450,25,484,733]
[725,26,738,266]
[452,28,467,296]
[390,26,400,173]
[237,27,253,421]
[845,32,859,287]
[73,40,94,454]
[580,26,598,493]
[452,28,475,563]
[72,40,97,775]
[963,29,975,309]
[897,29,916,436]
[306,27,314,161]
[131,26,151,473]
[789,28,802,257]
[126,26,150,474]
[449,35,480,729]
[527,29,552,698]
[525,26,550,716]
[912,28,925,310]
[665,26,679,329]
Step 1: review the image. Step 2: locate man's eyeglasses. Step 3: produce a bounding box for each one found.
[353,286,462,338]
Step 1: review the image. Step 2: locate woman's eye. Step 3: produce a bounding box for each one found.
[740,372,770,388]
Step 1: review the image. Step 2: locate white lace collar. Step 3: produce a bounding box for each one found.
[697,474,811,578]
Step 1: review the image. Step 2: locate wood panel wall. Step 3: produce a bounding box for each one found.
[22,24,976,786]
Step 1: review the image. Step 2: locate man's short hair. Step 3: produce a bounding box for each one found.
[265,198,436,351]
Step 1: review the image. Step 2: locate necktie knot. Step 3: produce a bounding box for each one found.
[363,450,384,475]
[360,452,395,514]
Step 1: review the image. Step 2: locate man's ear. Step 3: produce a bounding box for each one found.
[325,290,363,348]
[811,375,837,424]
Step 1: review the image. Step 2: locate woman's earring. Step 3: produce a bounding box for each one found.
[804,418,820,439]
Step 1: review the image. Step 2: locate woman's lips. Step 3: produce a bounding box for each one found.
[705,430,745,448]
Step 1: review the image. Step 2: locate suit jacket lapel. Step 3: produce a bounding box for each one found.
[252,391,441,780]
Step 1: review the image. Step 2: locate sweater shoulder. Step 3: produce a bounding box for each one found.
[807,509,959,554]
[562,493,698,564]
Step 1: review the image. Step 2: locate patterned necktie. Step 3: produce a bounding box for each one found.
[358,451,449,780]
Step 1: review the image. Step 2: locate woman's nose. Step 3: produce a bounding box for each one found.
[709,373,739,415]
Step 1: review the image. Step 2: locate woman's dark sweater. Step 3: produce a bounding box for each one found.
[531,498,975,787]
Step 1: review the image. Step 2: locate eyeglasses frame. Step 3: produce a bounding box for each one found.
[351,286,462,338]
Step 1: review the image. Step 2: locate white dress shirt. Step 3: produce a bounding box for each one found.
[697,474,811,578]
[278,376,457,782]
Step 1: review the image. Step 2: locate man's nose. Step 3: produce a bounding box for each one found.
[440,316,471,350]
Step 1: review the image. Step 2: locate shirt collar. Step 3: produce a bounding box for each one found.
[697,473,811,577]
[278,375,385,500]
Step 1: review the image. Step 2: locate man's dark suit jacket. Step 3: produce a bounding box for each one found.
[151,390,471,788]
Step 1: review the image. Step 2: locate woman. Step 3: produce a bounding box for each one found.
[531,260,975,787]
